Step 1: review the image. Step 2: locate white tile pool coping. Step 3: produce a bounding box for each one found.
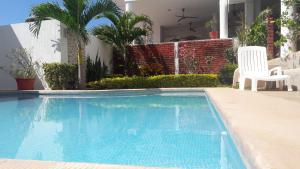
[0,159,173,169]
[0,88,300,169]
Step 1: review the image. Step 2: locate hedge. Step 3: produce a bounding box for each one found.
[43,63,78,90]
[87,74,220,89]
[218,64,238,85]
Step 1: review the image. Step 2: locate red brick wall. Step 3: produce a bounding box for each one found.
[127,39,233,74]
[127,43,175,73]
[178,39,232,74]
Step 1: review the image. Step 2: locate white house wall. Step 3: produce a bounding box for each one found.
[0,20,66,90]
[0,20,113,90]
[85,36,113,73]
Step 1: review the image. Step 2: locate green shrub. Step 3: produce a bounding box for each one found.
[225,47,237,64]
[105,74,124,78]
[246,15,267,47]
[138,63,164,76]
[218,64,238,85]
[87,74,220,89]
[86,55,107,82]
[43,63,78,90]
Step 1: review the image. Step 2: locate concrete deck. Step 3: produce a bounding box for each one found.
[206,88,300,169]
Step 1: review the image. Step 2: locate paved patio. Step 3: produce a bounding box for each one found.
[206,88,300,169]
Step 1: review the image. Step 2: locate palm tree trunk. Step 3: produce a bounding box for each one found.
[77,40,86,89]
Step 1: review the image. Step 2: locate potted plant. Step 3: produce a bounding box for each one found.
[205,16,218,39]
[0,48,38,90]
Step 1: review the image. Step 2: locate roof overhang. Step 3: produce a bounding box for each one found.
[114,0,245,27]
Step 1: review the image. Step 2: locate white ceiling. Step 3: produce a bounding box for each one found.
[115,0,219,26]
[114,0,245,27]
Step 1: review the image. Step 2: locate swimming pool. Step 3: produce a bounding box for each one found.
[0,91,246,169]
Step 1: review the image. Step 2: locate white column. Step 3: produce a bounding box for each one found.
[245,0,255,26]
[219,0,228,38]
[125,0,134,12]
[174,42,179,75]
[281,0,293,58]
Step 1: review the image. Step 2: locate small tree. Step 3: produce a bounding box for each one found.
[29,0,120,88]
[205,15,218,32]
[276,0,300,52]
[179,44,199,74]
[246,9,272,46]
[92,12,152,75]
[236,9,272,47]
[0,48,38,79]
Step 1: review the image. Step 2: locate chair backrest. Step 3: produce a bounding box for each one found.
[238,46,269,77]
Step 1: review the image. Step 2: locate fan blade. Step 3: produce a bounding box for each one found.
[177,17,184,22]
[185,16,198,19]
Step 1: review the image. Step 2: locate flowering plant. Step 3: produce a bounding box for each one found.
[179,44,199,74]
[0,48,38,78]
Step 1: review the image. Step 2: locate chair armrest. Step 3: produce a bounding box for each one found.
[269,66,282,75]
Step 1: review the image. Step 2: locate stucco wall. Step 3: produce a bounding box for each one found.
[0,20,113,90]
[66,33,113,73]
[85,36,113,73]
[0,20,67,90]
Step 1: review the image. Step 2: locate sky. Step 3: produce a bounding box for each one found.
[0,0,111,29]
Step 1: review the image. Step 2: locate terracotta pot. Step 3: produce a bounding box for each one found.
[15,78,35,90]
[209,31,219,39]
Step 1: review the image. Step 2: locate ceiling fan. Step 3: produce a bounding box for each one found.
[175,8,198,22]
[189,22,196,32]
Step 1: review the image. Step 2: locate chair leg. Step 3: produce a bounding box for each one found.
[276,80,280,89]
[239,77,245,91]
[285,79,293,91]
[251,79,258,92]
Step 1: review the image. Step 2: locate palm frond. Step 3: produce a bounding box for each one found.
[93,25,120,47]
[92,11,153,53]
[29,2,73,36]
[63,0,86,21]
[127,13,152,31]
[130,27,148,40]
[83,0,120,26]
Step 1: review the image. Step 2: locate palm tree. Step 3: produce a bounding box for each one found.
[92,12,152,74]
[29,0,120,88]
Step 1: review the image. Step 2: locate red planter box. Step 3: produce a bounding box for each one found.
[209,31,219,39]
[15,78,35,90]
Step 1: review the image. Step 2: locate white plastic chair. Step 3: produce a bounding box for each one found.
[238,46,292,92]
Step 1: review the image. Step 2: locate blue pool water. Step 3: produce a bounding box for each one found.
[0,91,246,169]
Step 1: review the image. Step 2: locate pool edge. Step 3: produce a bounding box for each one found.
[0,88,206,95]
[204,89,258,169]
